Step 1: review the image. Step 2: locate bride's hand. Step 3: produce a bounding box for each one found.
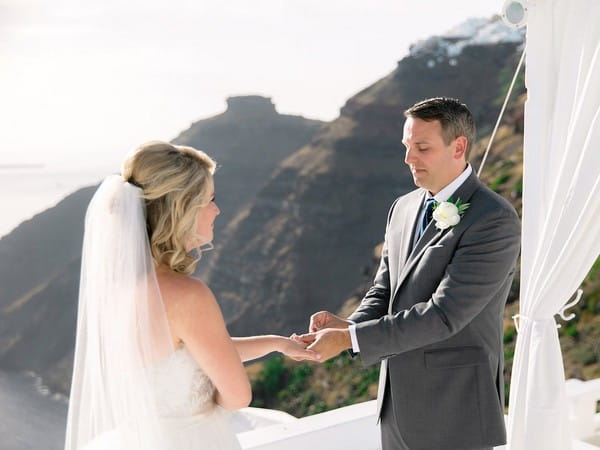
[290,332,316,345]
[280,335,321,361]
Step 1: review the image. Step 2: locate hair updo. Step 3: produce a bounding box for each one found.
[121,141,216,274]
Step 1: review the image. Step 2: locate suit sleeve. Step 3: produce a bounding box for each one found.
[355,206,521,366]
[348,198,400,324]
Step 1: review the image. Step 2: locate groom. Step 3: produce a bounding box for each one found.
[300,97,521,450]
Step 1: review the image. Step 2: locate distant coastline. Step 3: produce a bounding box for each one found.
[0,163,46,170]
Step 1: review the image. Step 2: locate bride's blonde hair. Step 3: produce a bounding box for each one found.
[121,141,216,274]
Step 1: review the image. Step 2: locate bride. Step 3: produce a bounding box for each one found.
[64,141,319,450]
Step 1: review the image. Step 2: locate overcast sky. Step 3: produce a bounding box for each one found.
[0,0,503,169]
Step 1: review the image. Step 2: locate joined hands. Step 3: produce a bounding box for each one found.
[287,311,353,363]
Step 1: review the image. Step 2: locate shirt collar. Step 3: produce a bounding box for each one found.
[427,163,473,202]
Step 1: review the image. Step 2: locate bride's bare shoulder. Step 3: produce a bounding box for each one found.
[156,267,217,314]
[156,267,226,347]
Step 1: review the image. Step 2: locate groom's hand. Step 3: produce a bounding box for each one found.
[299,328,352,362]
[309,311,351,332]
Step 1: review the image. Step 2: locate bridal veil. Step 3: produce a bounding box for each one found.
[65,175,175,449]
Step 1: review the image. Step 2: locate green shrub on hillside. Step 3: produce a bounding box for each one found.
[250,352,380,417]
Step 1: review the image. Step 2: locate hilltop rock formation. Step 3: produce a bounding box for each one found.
[174,95,324,249]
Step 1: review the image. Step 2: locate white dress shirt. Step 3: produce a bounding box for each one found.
[348,164,473,353]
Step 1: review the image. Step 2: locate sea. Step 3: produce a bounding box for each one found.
[0,370,67,450]
[0,165,115,239]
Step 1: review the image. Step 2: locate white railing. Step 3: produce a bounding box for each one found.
[235,401,379,450]
[566,378,600,447]
[232,378,600,450]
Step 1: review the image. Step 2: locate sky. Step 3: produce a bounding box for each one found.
[0,0,504,170]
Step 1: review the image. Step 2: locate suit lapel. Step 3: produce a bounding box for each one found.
[388,192,425,314]
[399,191,426,268]
[391,171,482,308]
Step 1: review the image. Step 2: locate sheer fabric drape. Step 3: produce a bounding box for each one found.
[507,1,600,449]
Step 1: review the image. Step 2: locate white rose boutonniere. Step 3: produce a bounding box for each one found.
[432,198,470,230]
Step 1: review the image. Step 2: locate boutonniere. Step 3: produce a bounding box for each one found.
[432,197,470,230]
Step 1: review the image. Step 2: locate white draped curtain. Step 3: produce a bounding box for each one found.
[507,1,600,449]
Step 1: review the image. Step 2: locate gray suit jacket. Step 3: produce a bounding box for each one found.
[349,171,520,449]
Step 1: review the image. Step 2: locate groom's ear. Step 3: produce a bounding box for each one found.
[453,136,468,160]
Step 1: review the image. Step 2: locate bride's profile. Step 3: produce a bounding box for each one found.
[64,141,318,450]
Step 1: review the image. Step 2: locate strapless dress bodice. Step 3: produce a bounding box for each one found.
[149,346,216,417]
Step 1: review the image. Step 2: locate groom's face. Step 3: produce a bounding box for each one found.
[402,117,464,195]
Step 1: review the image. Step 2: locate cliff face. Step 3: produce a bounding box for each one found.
[0,187,95,393]
[206,37,524,336]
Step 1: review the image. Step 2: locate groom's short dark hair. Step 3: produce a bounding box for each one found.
[404,97,476,159]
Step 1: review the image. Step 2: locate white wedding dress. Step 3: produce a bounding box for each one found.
[83,346,242,450]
